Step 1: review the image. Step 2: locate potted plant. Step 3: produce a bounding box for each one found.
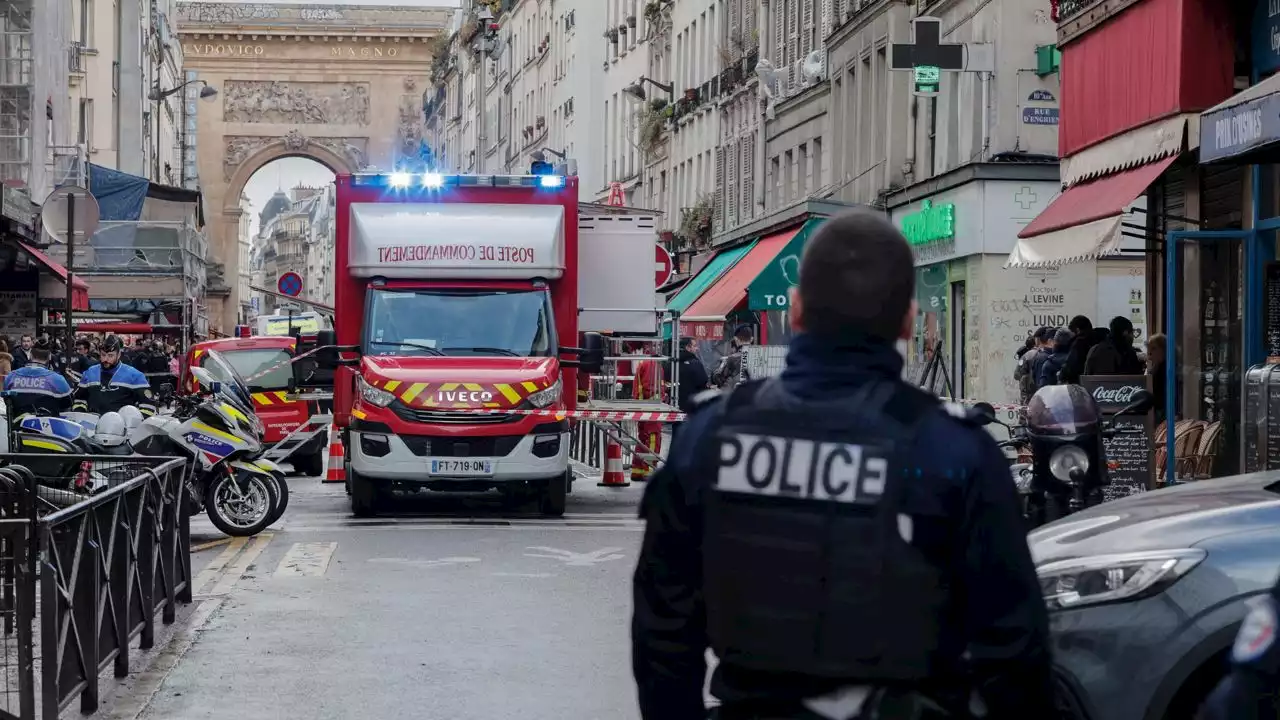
[535,115,545,129]
[619,24,628,36]
[626,15,637,28]
[649,97,668,112]
[683,87,698,102]
[605,28,619,43]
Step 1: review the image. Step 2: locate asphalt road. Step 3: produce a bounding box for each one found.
[132,472,648,720]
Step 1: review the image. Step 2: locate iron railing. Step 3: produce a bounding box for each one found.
[1055,0,1094,24]
[0,455,191,720]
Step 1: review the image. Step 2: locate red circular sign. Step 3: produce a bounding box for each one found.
[278,271,303,297]
[655,244,674,288]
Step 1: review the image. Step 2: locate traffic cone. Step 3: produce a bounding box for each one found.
[598,437,630,487]
[323,424,346,484]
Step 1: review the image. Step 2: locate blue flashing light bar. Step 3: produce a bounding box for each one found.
[350,173,567,190]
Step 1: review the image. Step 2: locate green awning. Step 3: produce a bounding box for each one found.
[663,241,757,338]
[746,218,825,310]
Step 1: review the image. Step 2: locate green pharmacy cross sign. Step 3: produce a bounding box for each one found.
[914,65,940,95]
[900,200,955,247]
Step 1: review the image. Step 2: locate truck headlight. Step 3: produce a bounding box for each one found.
[1037,549,1205,611]
[526,380,561,408]
[357,376,396,408]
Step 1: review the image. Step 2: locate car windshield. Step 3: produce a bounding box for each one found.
[263,315,321,336]
[363,288,554,357]
[216,348,293,391]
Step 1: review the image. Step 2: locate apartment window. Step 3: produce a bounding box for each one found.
[928,96,938,176]
[813,137,823,191]
[783,150,794,202]
[769,155,781,207]
[78,98,94,150]
[80,0,94,46]
[799,143,809,195]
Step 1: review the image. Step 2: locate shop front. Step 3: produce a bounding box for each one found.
[888,167,1139,409]
[0,186,91,343]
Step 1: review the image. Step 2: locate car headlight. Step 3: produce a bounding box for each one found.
[357,376,396,408]
[1037,549,1206,611]
[1049,445,1090,481]
[526,380,562,408]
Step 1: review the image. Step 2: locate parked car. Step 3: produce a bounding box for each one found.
[1029,472,1280,720]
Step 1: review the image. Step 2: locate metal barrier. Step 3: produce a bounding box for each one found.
[0,455,192,720]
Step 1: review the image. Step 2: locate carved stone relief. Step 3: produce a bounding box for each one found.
[222,81,370,125]
[179,3,281,24]
[223,135,275,180]
[283,129,309,151]
[312,137,370,171]
[222,135,368,180]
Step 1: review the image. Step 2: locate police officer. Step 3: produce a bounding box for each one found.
[72,334,157,417]
[3,339,73,416]
[1197,575,1279,719]
[631,210,1054,720]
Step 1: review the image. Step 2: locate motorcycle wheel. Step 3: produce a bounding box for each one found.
[266,472,289,525]
[204,472,278,537]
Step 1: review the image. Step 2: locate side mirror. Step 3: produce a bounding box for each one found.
[969,401,998,426]
[286,376,298,394]
[210,381,223,395]
[579,332,605,374]
[1114,389,1154,416]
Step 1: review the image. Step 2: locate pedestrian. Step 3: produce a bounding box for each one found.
[1015,327,1051,404]
[631,208,1054,720]
[1083,316,1145,376]
[1059,315,1107,385]
[674,336,710,412]
[711,324,753,390]
[11,334,32,369]
[631,342,665,482]
[0,339,12,382]
[1037,328,1074,389]
[1146,333,1170,423]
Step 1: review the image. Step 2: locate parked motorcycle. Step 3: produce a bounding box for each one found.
[971,384,1153,529]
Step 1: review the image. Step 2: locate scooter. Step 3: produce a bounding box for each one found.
[971,385,1153,529]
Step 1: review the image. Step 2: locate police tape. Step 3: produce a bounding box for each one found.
[241,344,328,383]
[463,408,688,422]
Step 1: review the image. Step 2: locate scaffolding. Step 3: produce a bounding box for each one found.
[0,0,32,188]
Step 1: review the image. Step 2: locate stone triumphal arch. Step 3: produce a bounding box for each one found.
[176,2,451,332]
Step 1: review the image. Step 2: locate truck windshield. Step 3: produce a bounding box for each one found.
[364,288,554,358]
[212,348,293,391]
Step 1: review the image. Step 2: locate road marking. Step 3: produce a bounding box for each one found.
[282,524,645,533]
[113,532,275,720]
[524,546,626,566]
[192,537,234,553]
[491,572,554,578]
[367,556,481,568]
[274,542,338,577]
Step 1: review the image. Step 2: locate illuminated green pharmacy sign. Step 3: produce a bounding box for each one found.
[900,199,955,247]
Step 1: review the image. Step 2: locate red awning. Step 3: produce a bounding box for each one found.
[1006,156,1176,268]
[682,226,803,321]
[75,322,153,334]
[15,240,90,311]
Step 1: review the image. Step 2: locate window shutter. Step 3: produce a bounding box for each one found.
[802,0,815,57]
[713,146,725,229]
[727,0,740,50]
[740,132,755,220]
[819,0,833,42]
[773,1,786,67]
[726,138,740,227]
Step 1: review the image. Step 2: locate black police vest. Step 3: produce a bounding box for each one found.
[701,377,949,683]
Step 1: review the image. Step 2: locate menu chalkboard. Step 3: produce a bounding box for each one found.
[1266,263,1280,363]
[1081,375,1154,501]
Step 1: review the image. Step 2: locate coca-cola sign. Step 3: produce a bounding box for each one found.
[1092,385,1143,407]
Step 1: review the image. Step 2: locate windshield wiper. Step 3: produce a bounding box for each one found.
[441,346,520,356]
[369,341,445,356]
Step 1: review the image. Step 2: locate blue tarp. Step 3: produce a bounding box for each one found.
[88,163,149,221]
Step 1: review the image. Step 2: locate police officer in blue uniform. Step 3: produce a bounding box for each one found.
[3,339,73,416]
[631,210,1054,720]
[71,335,157,417]
[1198,576,1279,719]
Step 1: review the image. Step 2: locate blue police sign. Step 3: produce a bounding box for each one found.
[278,271,303,297]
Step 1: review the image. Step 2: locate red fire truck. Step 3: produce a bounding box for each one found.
[315,171,659,517]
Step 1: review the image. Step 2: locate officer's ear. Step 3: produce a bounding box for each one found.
[788,287,805,332]
[899,299,917,341]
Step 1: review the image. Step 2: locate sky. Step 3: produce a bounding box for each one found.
[242,158,335,238]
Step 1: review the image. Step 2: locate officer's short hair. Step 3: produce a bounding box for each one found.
[29,347,50,363]
[798,209,914,341]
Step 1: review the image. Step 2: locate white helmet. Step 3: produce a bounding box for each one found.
[118,405,143,431]
[95,412,128,447]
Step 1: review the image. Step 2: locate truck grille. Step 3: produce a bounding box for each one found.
[391,403,517,425]
[401,435,521,457]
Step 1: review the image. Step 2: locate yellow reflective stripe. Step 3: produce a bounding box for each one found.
[219,403,250,425]
[192,421,240,442]
[21,439,67,452]
[383,380,402,392]
[438,382,459,392]
[193,349,205,359]
[462,382,484,392]
[274,391,290,402]
[494,383,522,404]
[400,382,428,403]
[252,392,273,405]
[351,408,367,420]
[522,381,539,393]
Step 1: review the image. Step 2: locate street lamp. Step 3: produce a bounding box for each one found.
[622,77,674,103]
[149,80,217,182]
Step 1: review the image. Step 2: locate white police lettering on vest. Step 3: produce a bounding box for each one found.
[717,433,888,503]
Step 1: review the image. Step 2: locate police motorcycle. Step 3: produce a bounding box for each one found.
[971,384,1153,529]
[128,365,284,536]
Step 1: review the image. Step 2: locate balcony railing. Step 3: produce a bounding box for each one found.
[69,43,85,74]
[1056,0,1094,25]
[47,145,87,188]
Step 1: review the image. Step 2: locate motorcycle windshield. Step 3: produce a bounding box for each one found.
[1025,384,1101,436]
[200,351,255,409]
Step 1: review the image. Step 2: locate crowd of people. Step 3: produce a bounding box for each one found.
[0,332,181,384]
[1013,315,1167,411]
